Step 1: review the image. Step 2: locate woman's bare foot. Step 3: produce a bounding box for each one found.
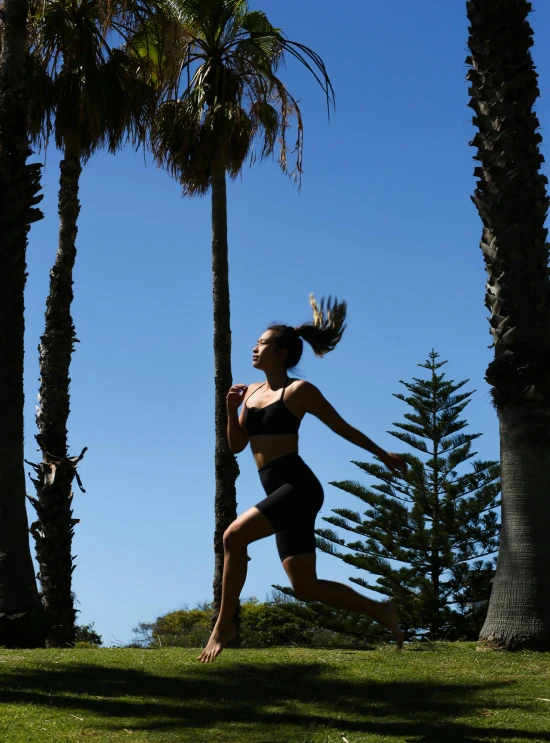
[197,624,237,663]
[382,599,404,649]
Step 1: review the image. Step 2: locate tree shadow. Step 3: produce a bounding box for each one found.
[0,656,546,743]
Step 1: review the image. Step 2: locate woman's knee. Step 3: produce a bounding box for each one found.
[293,580,319,602]
[223,523,246,550]
[223,508,275,551]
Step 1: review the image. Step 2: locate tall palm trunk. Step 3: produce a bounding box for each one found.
[27,129,86,647]
[210,149,240,634]
[482,406,550,647]
[467,0,550,649]
[0,0,46,647]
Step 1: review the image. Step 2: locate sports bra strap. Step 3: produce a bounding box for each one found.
[246,380,290,405]
[246,382,265,404]
[280,377,290,402]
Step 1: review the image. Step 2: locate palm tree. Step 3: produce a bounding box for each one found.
[0,0,47,647]
[467,0,550,649]
[144,0,334,629]
[23,0,156,647]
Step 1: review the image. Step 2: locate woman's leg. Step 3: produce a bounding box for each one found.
[282,553,404,648]
[197,506,274,663]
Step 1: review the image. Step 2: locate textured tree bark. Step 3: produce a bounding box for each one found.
[0,0,46,647]
[26,130,85,648]
[467,0,550,649]
[480,405,550,648]
[210,150,241,637]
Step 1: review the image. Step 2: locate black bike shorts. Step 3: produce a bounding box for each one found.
[255,452,324,562]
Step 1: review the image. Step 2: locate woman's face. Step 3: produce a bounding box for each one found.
[252,330,287,371]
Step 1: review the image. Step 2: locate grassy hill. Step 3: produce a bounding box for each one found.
[0,642,547,742]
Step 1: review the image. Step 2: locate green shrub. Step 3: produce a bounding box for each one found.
[132,597,375,649]
[74,623,102,646]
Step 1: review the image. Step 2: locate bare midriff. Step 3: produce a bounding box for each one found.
[249,434,299,470]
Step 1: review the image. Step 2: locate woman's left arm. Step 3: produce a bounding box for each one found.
[297,382,407,473]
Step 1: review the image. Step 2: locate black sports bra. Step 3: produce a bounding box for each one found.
[244,379,302,436]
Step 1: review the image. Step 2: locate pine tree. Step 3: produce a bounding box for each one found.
[275,351,501,641]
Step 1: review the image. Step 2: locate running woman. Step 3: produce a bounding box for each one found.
[198,295,408,663]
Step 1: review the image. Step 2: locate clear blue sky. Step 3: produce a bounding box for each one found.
[23,0,550,645]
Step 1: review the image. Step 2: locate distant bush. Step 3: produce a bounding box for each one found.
[74,623,103,646]
[132,596,376,649]
[240,599,318,647]
[133,606,212,648]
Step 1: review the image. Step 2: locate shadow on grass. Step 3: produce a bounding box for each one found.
[0,655,546,743]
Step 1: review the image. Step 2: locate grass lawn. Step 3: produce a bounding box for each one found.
[0,642,548,742]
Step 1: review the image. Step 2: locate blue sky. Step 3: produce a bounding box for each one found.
[23,0,550,645]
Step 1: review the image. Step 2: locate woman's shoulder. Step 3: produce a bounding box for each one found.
[287,379,321,401]
[288,379,318,392]
[286,379,324,416]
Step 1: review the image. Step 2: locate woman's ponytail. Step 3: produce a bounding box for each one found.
[268,293,347,369]
[294,293,347,358]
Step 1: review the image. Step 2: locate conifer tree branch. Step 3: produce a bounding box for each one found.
[319,350,500,640]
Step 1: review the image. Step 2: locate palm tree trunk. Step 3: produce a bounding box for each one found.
[467,0,550,649]
[0,0,46,647]
[26,130,86,648]
[210,150,241,635]
[480,405,550,648]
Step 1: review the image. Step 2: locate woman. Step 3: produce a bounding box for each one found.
[198,295,408,663]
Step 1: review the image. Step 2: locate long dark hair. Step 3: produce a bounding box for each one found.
[268,294,347,370]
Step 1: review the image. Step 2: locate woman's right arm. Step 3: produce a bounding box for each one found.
[226,383,255,453]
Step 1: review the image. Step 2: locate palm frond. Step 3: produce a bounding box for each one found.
[28,0,159,156]
[248,100,278,160]
[137,0,333,191]
[240,9,277,35]
[26,50,55,148]
[276,36,335,116]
